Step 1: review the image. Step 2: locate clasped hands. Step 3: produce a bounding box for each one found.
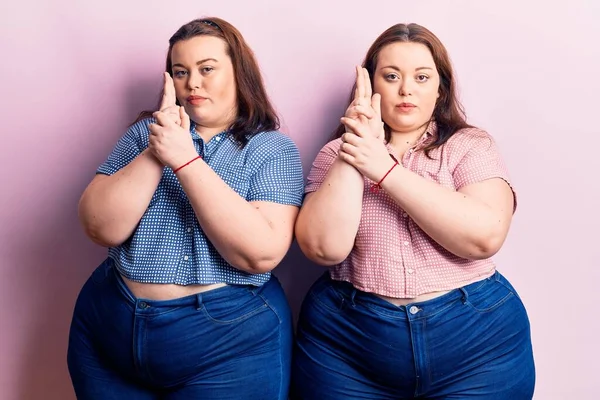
[147,72,199,171]
[338,66,398,184]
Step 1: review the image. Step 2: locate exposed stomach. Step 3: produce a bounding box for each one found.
[121,274,227,301]
[375,289,452,306]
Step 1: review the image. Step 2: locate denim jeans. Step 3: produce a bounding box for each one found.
[67,258,293,399]
[291,271,535,399]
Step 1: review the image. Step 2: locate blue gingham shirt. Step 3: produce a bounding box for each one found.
[97,118,305,286]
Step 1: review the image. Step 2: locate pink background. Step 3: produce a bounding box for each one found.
[1,0,598,398]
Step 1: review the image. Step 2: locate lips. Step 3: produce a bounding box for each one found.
[396,102,416,113]
[187,95,207,105]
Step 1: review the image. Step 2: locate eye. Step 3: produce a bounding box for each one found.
[385,73,399,81]
[201,66,214,74]
[416,74,429,82]
[173,70,187,78]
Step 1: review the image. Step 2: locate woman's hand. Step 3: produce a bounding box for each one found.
[339,96,397,184]
[342,66,385,141]
[158,72,182,126]
[148,106,198,171]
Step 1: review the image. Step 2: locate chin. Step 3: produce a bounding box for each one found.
[188,111,208,125]
[390,118,417,130]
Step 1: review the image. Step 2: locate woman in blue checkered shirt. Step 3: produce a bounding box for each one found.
[67,17,304,400]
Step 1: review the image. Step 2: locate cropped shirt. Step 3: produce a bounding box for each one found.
[305,122,515,298]
[97,118,305,286]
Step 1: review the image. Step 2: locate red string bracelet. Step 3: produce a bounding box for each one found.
[173,155,202,174]
[370,154,399,193]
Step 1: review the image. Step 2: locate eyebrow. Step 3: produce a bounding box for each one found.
[380,66,434,72]
[172,58,218,68]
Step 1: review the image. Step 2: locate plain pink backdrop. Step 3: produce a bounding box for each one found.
[1,0,598,399]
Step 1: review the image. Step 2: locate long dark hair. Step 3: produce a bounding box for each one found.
[333,23,472,157]
[133,17,279,147]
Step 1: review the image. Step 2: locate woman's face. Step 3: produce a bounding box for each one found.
[170,35,237,133]
[373,42,440,134]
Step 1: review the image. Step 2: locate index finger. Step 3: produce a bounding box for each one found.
[363,68,372,99]
[354,65,364,102]
[159,72,177,111]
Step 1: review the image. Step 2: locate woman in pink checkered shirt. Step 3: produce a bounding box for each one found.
[291,23,535,399]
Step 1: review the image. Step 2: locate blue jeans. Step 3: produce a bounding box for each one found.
[291,271,535,399]
[67,258,293,399]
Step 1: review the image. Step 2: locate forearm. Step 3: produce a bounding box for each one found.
[381,166,506,259]
[295,159,364,266]
[78,149,164,247]
[175,159,290,274]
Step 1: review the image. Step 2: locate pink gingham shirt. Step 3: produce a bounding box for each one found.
[305,122,516,298]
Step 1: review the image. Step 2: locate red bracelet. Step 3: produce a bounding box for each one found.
[173,155,202,173]
[370,154,399,193]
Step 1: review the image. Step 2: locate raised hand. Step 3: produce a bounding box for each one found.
[148,106,198,171]
[343,66,384,140]
[159,72,182,126]
[338,90,395,184]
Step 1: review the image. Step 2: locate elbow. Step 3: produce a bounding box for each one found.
[464,230,507,260]
[78,213,126,248]
[82,223,127,248]
[296,237,348,267]
[78,199,129,248]
[235,256,284,274]
[294,224,350,266]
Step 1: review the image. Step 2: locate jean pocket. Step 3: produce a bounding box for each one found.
[200,290,269,325]
[310,279,346,314]
[464,279,515,313]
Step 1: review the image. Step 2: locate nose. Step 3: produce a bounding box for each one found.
[399,76,413,96]
[187,70,201,90]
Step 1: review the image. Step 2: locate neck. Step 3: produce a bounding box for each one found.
[389,123,429,150]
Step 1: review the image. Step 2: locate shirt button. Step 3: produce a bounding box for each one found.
[215,136,221,141]
[409,148,414,153]
[409,306,419,315]
[183,255,189,261]
[403,241,410,246]
[187,227,192,233]
[407,269,414,274]
[402,212,408,217]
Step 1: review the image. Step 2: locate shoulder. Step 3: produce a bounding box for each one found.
[445,126,496,153]
[123,117,154,140]
[314,138,344,158]
[244,130,301,159]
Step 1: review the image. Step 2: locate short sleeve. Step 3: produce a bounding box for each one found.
[305,139,342,193]
[96,119,150,175]
[247,135,305,206]
[451,129,517,209]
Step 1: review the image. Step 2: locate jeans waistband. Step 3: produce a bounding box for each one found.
[326,271,501,318]
[105,258,265,309]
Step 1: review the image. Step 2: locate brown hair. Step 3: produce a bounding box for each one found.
[333,23,472,156]
[133,17,279,146]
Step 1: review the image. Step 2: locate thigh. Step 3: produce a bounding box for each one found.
[290,274,412,400]
[164,276,293,400]
[67,261,158,399]
[427,273,535,399]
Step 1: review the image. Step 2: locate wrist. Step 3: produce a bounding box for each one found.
[173,153,202,174]
[370,155,399,193]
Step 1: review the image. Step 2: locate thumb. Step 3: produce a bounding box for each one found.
[180,106,190,131]
[371,93,382,117]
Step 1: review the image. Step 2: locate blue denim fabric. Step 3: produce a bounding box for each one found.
[291,271,535,399]
[67,258,293,399]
